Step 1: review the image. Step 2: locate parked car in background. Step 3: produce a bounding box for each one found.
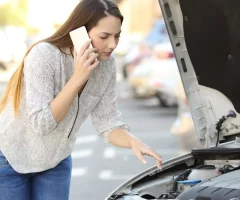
[122,18,169,79]
[106,0,240,199]
[128,42,179,107]
[122,42,151,79]
[128,57,156,98]
[150,42,178,107]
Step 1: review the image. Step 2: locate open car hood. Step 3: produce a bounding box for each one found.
[159,0,240,147]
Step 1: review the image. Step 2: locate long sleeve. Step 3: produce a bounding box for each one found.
[91,59,129,142]
[23,43,59,135]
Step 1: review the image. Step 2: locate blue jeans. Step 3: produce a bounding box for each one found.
[0,151,72,200]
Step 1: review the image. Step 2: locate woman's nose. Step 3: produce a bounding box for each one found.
[108,38,118,50]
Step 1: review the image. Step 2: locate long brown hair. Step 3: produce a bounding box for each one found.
[0,0,123,116]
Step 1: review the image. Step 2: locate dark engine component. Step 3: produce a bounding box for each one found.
[177,170,240,200]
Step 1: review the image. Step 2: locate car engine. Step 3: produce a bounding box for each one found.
[108,147,240,200]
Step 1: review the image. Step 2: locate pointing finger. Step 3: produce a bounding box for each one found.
[143,149,162,169]
[132,148,147,164]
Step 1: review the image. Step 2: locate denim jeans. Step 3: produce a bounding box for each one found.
[0,151,72,200]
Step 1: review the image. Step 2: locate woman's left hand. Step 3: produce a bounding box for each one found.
[130,136,162,169]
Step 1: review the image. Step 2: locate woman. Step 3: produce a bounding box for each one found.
[0,0,162,199]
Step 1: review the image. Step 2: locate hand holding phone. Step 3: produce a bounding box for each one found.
[69,26,99,87]
[70,26,93,53]
[70,26,98,63]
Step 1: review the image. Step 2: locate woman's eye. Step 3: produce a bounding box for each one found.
[115,35,121,38]
[100,37,107,39]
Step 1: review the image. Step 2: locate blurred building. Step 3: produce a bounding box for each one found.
[118,0,162,37]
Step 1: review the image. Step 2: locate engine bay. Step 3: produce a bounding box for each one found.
[108,144,240,200]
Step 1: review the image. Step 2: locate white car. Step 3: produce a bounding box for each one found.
[149,42,179,107]
[106,0,240,199]
[128,42,179,107]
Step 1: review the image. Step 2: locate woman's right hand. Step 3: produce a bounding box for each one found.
[72,39,99,88]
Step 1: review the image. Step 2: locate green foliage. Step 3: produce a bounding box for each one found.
[0,0,28,27]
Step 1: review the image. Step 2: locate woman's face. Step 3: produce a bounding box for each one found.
[88,15,122,61]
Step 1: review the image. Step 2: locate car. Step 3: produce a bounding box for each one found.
[122,18,169,79]
[122,42,152,79]
[105,0,240,199]
[150,42,179,107]
[128,42,179,107]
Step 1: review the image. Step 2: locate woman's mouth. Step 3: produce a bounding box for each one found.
[102,52,111,56]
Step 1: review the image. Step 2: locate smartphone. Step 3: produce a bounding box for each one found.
[69,26,93,53]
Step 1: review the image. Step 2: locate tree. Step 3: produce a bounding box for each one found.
[0,0,28,27]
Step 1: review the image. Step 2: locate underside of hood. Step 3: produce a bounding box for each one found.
[181,0,240,112]
[159,0,240,147]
